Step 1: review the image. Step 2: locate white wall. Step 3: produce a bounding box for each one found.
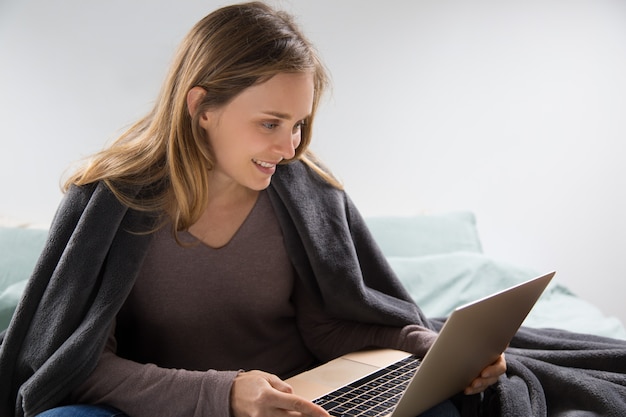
[1,0,625,324]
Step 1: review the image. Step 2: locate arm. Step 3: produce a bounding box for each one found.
[71,321,237,417]
[73,321,330,417]
[294,282,506,395]
[293,281,437,361]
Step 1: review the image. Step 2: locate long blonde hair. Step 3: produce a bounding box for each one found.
[64,1,339,231]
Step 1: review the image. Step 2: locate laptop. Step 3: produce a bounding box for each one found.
[286,271,555,417]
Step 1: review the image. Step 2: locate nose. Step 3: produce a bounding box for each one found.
[275,131,300,160]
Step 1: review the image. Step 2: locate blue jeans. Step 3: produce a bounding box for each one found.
[36,405,127,417]
[37,401,458,417]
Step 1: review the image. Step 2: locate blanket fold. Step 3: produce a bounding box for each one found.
[495,327,626,416]
[268,162,430,328]
[0,183,155,417]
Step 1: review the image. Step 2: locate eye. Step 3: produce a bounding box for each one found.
[292,119,307,134]
[262,121,279,130]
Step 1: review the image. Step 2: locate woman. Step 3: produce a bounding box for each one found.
[0,2,505,417]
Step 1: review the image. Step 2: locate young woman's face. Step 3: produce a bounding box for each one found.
[200,72,315,193]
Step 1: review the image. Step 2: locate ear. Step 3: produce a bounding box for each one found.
[186,86,207,117]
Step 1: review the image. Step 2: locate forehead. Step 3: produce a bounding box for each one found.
[226,72,315,118]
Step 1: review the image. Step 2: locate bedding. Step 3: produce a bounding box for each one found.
[0,226,48,332]
[366,211,626,340]
[2,211,624,340]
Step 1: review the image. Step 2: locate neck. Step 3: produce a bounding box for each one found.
[205,171,260,210]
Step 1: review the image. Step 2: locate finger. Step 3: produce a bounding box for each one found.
[273,391,330,417]
[476,374,500,388]
[480,353,507,378]
[464,385,481,395]
[266,374,294,394]
[464,378,491,395]
[464,354,507,395]
[464,373,504,395]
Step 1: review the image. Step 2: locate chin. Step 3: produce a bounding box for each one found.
[248,180,272,191]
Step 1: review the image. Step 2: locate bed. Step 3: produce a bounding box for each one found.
[365,211,626,340]
[1,211,625,340]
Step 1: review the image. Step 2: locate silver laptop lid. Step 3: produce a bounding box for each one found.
[392,271,555,417]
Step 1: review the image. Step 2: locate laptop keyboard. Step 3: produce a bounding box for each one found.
[312,355,420,417]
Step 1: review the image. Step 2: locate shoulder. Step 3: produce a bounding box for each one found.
[273,160,345,200]
[275,159,341,189]
[269,161,359,226]
[53,181,141,238]
[60,181,122,219]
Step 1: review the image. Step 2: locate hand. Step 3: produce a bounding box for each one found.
[231,370,330,417]
[464,353,507,395]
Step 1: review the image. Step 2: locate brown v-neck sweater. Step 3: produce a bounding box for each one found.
[71,191,436,417]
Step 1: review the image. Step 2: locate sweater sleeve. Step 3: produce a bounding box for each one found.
[71,321,239,417]
[294,281,438,361]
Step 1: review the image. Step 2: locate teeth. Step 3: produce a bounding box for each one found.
[253,159,275,168]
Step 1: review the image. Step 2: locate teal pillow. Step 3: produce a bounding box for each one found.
[0,227,48,331]
[365,211,482,258]
[387,252,538,318]
[387,253,626,340]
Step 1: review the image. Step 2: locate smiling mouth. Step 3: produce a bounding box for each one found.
[252,159,279,168]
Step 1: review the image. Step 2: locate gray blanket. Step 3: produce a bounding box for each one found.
[430,320,626,416]
[493,327,626,415]
[1,160,626,417]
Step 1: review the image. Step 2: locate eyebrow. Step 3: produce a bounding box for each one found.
[262,111,310,120]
